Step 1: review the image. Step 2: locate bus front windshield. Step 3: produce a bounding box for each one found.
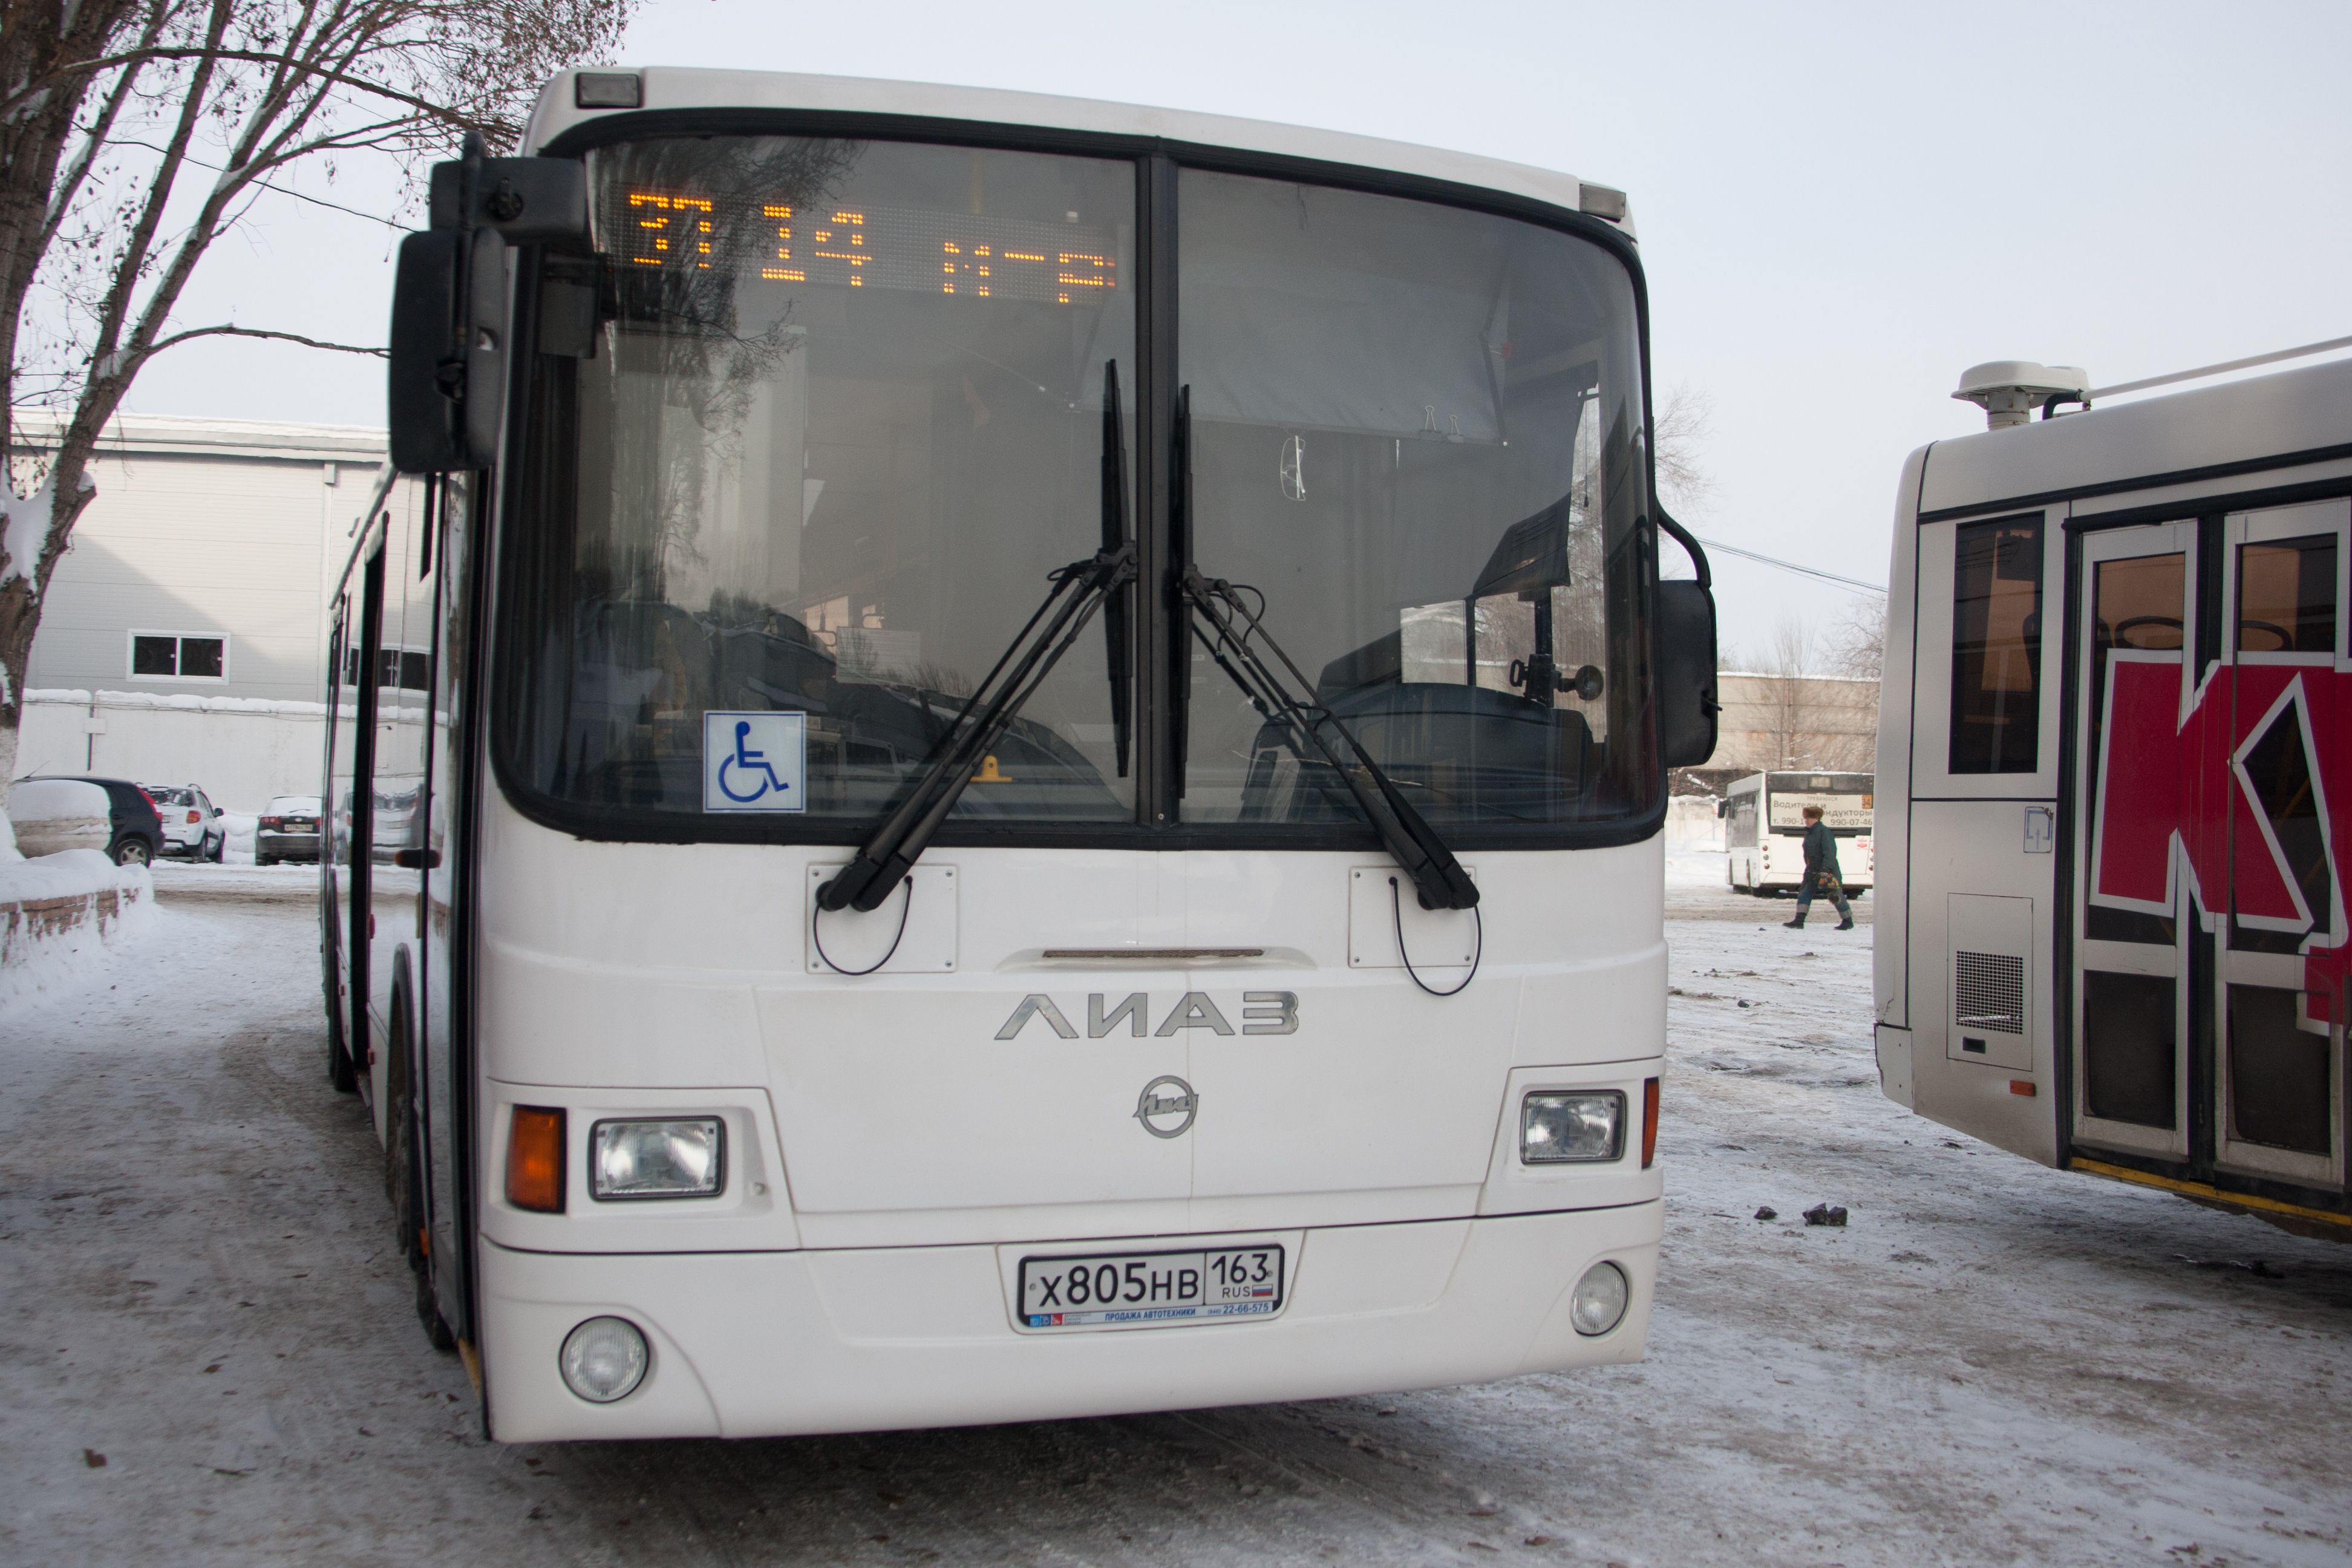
[501,135,1655,835]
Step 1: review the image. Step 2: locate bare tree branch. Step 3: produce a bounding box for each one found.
[1,0,638,786]
[0,45,484,131]
[145,322,386,358]
[1653,381,1716,516]
[36,4,169,256]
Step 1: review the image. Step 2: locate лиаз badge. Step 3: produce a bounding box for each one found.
[704,711,806,812]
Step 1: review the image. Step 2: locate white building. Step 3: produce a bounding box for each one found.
[16,412,413,703]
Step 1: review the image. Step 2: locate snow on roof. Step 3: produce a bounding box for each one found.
[8,409,387,464]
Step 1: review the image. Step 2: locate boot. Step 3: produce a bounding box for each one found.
[1835,915,1855,931]
[1782,916,1805,929]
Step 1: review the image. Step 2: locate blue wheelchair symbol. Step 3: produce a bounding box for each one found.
[704,711,805,812]
[717,720,790,803]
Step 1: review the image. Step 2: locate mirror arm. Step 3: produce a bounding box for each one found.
[1653,503,1711,590]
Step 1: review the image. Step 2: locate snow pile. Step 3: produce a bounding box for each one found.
[21,687,402,722]
[0,846,132,903]
[7,778,111,857]
[0,806,17,861]
[1666,846,1731,889]
[220,811,259,863]
[23,687,335,718]
[0,846,153,1013]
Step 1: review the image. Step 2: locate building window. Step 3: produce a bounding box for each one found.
[343,645,430,691]
[128,630,229,682]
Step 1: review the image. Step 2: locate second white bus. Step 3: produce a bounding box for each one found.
[1722,769,1875,897]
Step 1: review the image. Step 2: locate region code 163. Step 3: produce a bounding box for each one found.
[1019,1245,1285,1329]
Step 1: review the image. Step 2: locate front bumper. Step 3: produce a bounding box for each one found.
[480,1203,1661,1442]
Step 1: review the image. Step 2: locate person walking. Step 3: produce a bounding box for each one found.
[1783,803,1854,930]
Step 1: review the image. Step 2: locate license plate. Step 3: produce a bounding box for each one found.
[1019,1244,1284,1329]
[281,820,314,831]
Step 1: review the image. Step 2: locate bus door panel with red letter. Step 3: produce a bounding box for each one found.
[2074,521,2196,1161]
[2215,503,2347,1189]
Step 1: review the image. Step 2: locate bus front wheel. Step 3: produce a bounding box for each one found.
[385,976,457,1353]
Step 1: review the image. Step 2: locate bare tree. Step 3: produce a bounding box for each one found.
[1651,380,1713,584]
[0,0,635,791]
[1651,381,1714,518]
[1823,595,1886,681]
[1726,612,1875,771]
[1753,616,1813,768]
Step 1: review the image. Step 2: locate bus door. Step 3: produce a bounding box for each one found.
[363,503,436,1151]
[337,543,385,1096]
[2213,503,2347,1190]
[325,590,359,1083]
[2073,522,2196,1161]
[2077,501,2349,1192]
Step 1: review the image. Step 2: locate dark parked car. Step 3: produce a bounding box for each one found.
[256,794,324,865]
[19,774,166,866]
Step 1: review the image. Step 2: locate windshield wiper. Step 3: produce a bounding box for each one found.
[817,364,1136,915]
[1099,362,1132,777]
[1180,565,1480,913]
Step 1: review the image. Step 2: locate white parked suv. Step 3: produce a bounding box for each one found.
[145,783,226,862]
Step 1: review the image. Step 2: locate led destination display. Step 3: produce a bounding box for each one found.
[616,190,1117,304]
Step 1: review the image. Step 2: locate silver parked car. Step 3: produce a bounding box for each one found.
[145,783,226,862]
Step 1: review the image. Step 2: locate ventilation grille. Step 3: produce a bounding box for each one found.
[1955,950,2025,1035]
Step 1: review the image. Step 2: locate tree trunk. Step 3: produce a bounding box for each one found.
[0,468,97,808]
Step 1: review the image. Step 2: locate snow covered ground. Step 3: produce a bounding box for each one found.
[4,876,2348,1566]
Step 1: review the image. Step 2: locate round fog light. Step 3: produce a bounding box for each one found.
[559,1316,648,1403]
[1569,1262,1629,1337]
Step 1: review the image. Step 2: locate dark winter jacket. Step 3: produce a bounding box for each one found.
[1802,820,1842,881]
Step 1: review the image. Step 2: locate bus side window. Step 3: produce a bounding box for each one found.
[2236,534,2336,654]
[1949,515,2042,774]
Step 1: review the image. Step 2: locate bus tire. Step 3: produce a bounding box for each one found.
[385,967,457,1353]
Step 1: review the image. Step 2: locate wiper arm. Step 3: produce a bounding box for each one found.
[1099,362,1133,777]
[817,365,1136,916]
[1180,566,1479,912]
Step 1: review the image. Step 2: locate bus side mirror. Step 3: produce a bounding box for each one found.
[1658,579,1719,768]
[388,229,468,472]
[388,152,589,474]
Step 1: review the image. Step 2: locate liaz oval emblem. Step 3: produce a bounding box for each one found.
[1134,1074,1198,1138]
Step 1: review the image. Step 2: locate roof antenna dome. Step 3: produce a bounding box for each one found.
[1953,361,2091,430]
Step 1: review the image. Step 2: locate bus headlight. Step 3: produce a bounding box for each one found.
[559,1316,648,1402]
[1570,1262,1630,1336]
[589,1117,725,1200]
[1520,1091,1625,1163]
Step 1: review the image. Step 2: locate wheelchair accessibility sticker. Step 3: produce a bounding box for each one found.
[703,711,805,812]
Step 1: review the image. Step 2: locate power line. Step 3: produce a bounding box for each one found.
[1690,532,1886,596]
[106,138,406,229]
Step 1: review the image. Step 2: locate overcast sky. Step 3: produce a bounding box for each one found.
[122,0,2352,659]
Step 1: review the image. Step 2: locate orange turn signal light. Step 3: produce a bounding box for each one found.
[506,1106,566,1212]
[2009,1080,2037,1097]
[1641,1077,1661,1169]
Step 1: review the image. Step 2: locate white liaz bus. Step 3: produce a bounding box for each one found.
[1873,350,2352,1240]
[1720,770,1874,897]
[326,67,1722,1442]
